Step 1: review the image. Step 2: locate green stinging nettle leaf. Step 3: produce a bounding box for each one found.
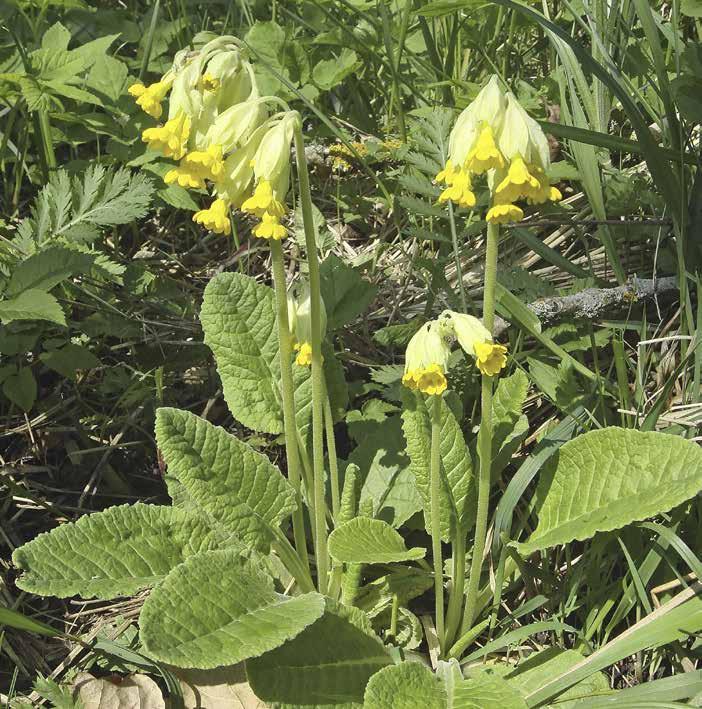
[12,503,222,600]
[516,427,702,555]
[155,407,297,552]
[140,549,325,670]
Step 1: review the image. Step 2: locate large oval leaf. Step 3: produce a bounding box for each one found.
[246,599,392,707]
[156,407,296,552]
[364,662,446,709]
[328,518,425,564]
[140,549,325,669]
[516,428,702,555]
[12,503,221,600]
[453,671,527,709]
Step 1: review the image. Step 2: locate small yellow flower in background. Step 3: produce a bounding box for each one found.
[192,198,231,235]
[142,112,191,160]
[294,342,313,366]
[128,79,173,119]
[253,212,287,240]
[402,322,451,396]
[474,342,508,376]
[440,311,508,377]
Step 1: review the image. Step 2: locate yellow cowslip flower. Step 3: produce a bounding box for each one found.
[128,79,172,119]
[435,76,507,208]
[242,179,286,218]
[164,144,225,189]
[440,311,508,377]
[142,111,191,160]
[438,168,476,208]
[287,286,327,367]
[294,342,313,366]
[402,321,451,396]
[486,203,524,224]
[474,342,508,376]
[192,198,231,235]
[198,72,220,92]
[253,212,287,240]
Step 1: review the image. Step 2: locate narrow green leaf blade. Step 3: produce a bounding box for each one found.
[140,549,325,670]
[328,518,426,564]
[12,503,221,599]
[516,428,702,555]
[155,407,297,552]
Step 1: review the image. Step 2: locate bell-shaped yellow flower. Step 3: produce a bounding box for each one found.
[242,179,286,218]
[192,198,231,235]
[294,342,313,367]
[128,78,173,119]
[164,144,224,189]
[438,168,476,208]
[402,321,451,395]
[486,202,524,224]
[142,111,191,160]
[440,311,508,376]
[253,212,287,240]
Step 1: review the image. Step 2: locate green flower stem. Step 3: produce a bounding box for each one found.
[462,220,499,634]
[293,115,328,595]
[444,523,466,648]
[270,240,310,576]
[430,393,445,655]
[323,385,341,521]
[272,528,314,594]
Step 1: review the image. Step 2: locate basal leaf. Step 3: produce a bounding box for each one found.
[155,407,297,552]
[12,503,221,599]
[141,549,324,670]
[364,663,446,709]
[516,428,702,555]
[401,392,474,540]
[453,671,527,709]
[328,518,425,564]
[246,599,392,707]
[200,272,284,434]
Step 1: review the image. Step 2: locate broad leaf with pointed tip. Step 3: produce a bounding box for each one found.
[12,503,221,600]
[516,428,702,555]
[140,549,325,670]
[155,407,296,552]
[328,518,425,564]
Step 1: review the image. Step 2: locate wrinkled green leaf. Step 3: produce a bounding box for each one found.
[364,663,446,709]
[329,518,425,564]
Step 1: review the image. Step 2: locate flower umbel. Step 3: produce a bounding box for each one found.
[402,321,451,395]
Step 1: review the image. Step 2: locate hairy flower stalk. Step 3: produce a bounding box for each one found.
[293,115,329,594]
[430,393,445,655]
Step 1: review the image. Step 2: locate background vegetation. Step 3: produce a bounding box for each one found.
[1,0,702,704]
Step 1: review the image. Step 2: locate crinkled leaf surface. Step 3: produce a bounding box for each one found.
[517,428,702,554]
[364,663,446,709]
[155,407,296,552]
[491,370,529,475]
[246,599,392,707]
[453,671,527,709]
[12,503,221,600]
[328,518,425,564]
[401,391,474,540]
[329,517,426,564]
[200,273,282,433]
[140,549,325,670]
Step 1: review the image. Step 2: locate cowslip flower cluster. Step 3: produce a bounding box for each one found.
[402,312,508,395]
[436,76,562,224]
[288,288,327,367]
[129,37,296,241]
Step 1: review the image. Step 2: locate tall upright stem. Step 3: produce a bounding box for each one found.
[430,393,445,655]
[323,388,341,521]
[462,221,499,634]
[293,115,328,594]
[270,240,309,575]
